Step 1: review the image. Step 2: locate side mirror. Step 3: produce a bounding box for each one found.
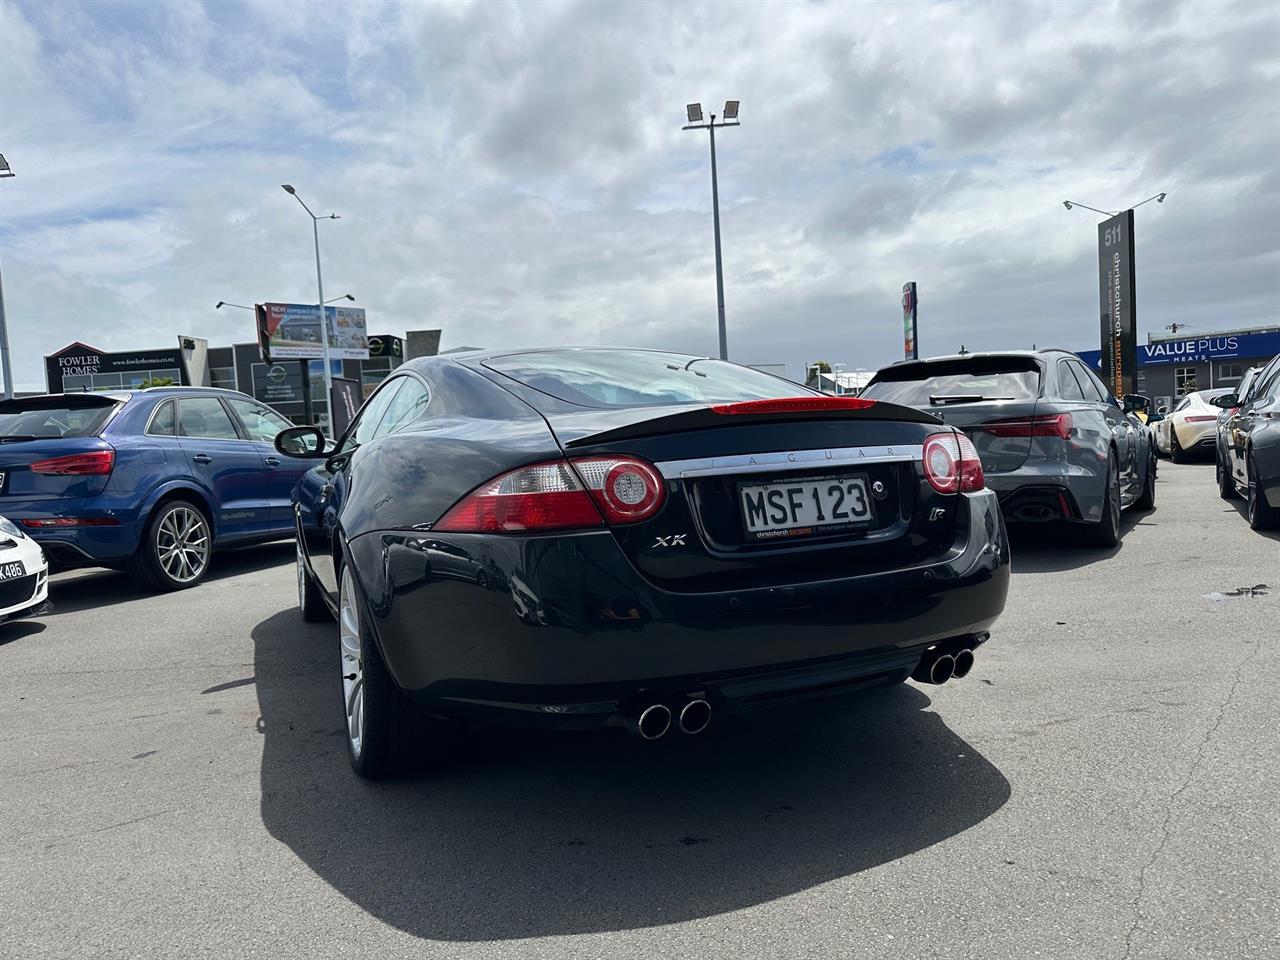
[1208,393,1238,409]
[275,425,328,458]
[1122,394,1149,413]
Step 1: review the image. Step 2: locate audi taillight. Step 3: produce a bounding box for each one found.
[710,397,875,415]
[976,413,1073,441]
[922,432,985,494]
[29,450,116,476]
[570,456,666,524]
[434,461,604,533]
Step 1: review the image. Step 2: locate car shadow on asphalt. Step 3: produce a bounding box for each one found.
[1226,501,1280,542]
[0,619,46,646]
[1006,510,1142,574]
[251,607,1012,941]
[40,541,296,617]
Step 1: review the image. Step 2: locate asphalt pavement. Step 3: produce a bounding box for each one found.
[2,461,1276,960]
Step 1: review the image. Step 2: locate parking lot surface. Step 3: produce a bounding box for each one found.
[2,462,1276,960]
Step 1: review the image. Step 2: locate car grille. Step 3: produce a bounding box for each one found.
[0,573,38,609]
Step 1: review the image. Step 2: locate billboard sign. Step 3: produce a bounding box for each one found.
[1098,211,1137,398]
[1077,329,1280,370]
[902,282,918,360]
[256,302,370,361]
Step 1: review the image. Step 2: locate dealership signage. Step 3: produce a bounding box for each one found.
[1097,211,1137,398]
[256,302,370,361]
[901,282,918,360]
[367,335,403,359]
[1077,330,1280,370]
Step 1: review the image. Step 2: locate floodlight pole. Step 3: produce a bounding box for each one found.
[282,185,339,433]
[684,113,740,361]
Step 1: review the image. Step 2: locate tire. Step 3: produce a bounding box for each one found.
[1134,452,1156,510]
[1170,429,1187,464]
[297,540,331,622]
[338,562,456,779]
[128,499,212,592]
[1084,451,1121,548]
[1217,451,1239,500]
[1246,452,1280,531]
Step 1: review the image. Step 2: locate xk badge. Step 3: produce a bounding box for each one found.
[652,534,687,548]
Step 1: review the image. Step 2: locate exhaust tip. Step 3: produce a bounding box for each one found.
[678,699,712,735]
[929,654,956,685]
[636,703,672,740]
[951,648,975,679]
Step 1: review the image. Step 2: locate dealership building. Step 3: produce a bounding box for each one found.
[43,329,441,431]
[1077,324,1280,410]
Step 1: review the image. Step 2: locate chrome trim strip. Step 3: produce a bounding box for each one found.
[655,444,924,480]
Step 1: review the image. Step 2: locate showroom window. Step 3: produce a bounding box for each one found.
[1174,367,1199,397]
[210,366,237,390]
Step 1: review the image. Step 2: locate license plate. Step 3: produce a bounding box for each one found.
[739,475,872,541]
[0,561,25,581]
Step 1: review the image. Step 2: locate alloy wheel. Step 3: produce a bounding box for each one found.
[156,506,209,584]
[1108,464,1121,531]
[339,568,365,758]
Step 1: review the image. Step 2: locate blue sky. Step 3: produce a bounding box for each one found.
[1,0,1277,390]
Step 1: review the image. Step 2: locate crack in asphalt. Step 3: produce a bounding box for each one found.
[1119,636,1263,960]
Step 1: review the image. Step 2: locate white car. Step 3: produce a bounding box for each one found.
[1152,388,1235,462]
[0,515,50,624]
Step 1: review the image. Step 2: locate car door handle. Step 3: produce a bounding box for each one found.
[319,483,334,504]
[192,454,213,464]
[264,456,280,466]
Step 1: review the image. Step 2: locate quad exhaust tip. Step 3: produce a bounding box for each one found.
[679,699,712,735]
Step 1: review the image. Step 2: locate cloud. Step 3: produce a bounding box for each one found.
[1,0,1277,392]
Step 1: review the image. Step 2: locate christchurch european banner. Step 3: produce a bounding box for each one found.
[902,282,918,360]
[1098,210,1137,398]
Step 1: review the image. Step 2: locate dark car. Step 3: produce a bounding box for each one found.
[278,347,1010,778]
[0,388,310,590]
[1214,364,1260,494]
[860,349,1156,547]
[1214,352,1280,529]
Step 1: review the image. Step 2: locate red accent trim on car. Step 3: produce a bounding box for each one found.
[20,517,120,528]
[709,397,876,415]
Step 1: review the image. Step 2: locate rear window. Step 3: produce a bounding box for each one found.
[863,358,1042,407]
[484,350,799,408]
[0,398,120,440]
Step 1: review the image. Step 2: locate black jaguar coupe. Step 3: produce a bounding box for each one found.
[277,348,1010,778]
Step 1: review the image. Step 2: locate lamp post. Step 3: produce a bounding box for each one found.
[0,153,16,399]
[683,101,740,361]
[281,184,340,431]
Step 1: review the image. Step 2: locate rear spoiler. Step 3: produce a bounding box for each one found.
[565,397,942,448]
[0,393,126,411]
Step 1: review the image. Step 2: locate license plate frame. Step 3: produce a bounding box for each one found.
[0,560,26,582]
[737,473,874,542]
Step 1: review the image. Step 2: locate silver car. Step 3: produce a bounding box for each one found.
[862,349,1156,547]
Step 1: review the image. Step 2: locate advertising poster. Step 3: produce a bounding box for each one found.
[329,377,362,437]
[902,282,918,360]
[1097,211,1137,398]
[256,303,370,362]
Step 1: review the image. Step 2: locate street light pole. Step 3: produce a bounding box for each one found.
[281,185,340,433]
[0,154,16,399]
[683,101,740,361]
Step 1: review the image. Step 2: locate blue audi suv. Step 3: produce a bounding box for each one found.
[0,387,311,590]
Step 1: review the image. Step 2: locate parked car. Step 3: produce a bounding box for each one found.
[1151,388,1235,462]
[861,349,1156,547]
[0,388,311,590]
[1213,353,1280,530]
[1214,365,1260,482]
[0,514,50,624]
[277,347,1011,778]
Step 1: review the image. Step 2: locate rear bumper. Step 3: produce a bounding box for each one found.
[0,498,142,563]
[347,489,1010,729]
[1174,421,1218,450]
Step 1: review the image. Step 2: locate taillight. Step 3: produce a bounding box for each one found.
[710,397,875,415]
[976,413,1073,441]
[20,517,119,527]
[434,461,603,533]
[570,456,666,523]
[1184,415,1217,423]
[922,432,984,494]
[28,450,116,475]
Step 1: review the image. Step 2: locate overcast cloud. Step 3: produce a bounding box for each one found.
[1,0,1277,389]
